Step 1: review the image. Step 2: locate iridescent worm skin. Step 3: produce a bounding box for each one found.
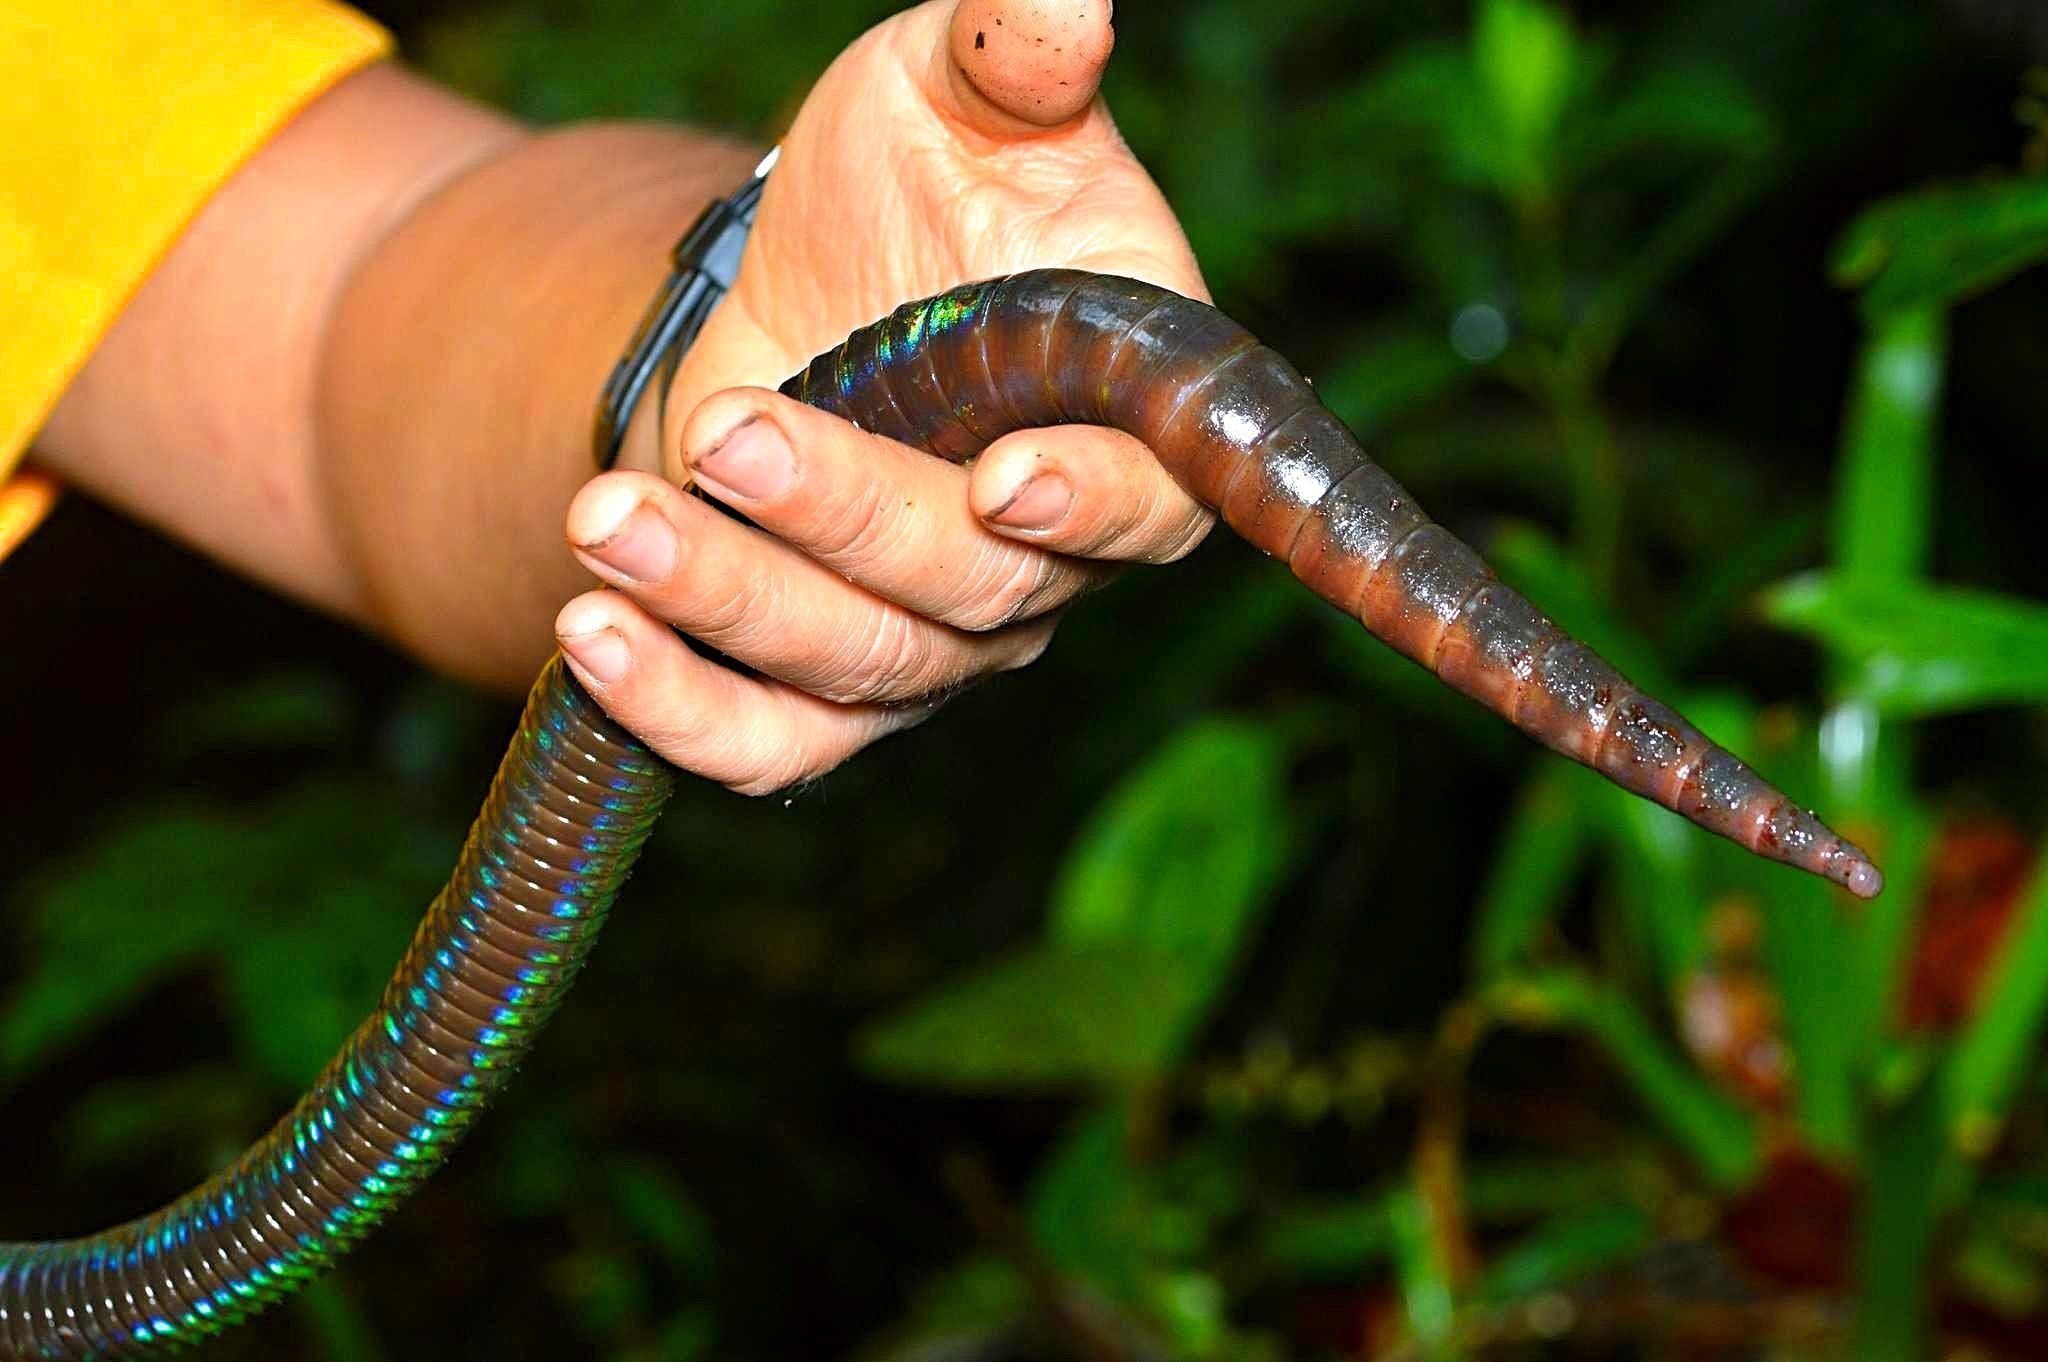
[0,269,1878,1361]
[0,661,674,1359]
[782,269,1883,899]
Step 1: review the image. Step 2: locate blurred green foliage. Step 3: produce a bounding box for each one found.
[7,0,2048,1359]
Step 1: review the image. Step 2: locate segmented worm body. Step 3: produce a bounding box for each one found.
[785,270,1882,898]
[0,270,1877,1359]
[1,664,671,1358]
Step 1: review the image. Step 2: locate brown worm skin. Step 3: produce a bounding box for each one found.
[0,268,1879,1362]
[782,269,1883,898]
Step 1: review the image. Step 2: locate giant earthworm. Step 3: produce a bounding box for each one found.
[0,271,1877,1359]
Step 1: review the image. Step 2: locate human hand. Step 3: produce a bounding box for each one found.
[556,0,1215,793]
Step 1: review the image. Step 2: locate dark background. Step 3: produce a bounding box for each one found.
[6,1,2048,1358]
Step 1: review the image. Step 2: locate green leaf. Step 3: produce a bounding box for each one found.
[1320,43,1494,188]
[0,809,247,1085]
[1471,766,1589,978]
[1029,1105,1151,1296]
[1952,1220,2047,1317]
[1763,574,2048,716]
[1867,799,1933,987]
[1856,1073,1952,1362]
[1832,174,2048,318]
[1,778,445,1095]
[1147,1270,1227,1355]
[1387,1189,1458,1355]
[1944,860,2048,1161]
[1759,873,1865,1158]
[1490,971,1759,1188]
[1660,508,1823,668]
[857,944,1206,1090]
[1564,65,1774,176]
[1050,717,1291,1009]
[607,1156,716,1282]
[1259,1199,1396,1278]
[1834,309,1945,583]
[1477,1204,1652,1301]
[1474,0,1578,197]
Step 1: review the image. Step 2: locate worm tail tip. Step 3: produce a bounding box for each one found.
[1843,855,1885,900]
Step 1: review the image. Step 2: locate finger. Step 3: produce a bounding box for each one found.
[554,591,937,796]
[943,0,1114,131]
[968,424,1214,563]
[566,471,1057,705]
[678,388,1117,631]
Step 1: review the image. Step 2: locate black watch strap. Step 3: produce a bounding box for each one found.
[592,145,779,471]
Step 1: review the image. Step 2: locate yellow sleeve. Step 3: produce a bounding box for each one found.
[0,0,393,563]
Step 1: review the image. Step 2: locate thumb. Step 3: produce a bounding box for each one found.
[941,0,1115,132]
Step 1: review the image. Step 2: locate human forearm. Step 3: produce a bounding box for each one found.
[37,62,754,691]
[37,64,520,622]
[315,112,756,689]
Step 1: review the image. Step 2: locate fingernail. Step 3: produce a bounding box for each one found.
[559,621,630,684]
[987,473,1073,530]
[581,503,675,582]
[690,416,794,501]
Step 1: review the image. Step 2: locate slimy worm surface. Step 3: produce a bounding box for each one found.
[1,662,672,1358]
[0,270,1877,1358]
[784,271,1881,899]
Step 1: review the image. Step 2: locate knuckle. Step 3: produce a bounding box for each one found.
[728,758,803,798]
[952,551,1063,632]
[692,560,784,645]
[644,713,720,771]
[824,610,939,705]
[724,727,821,797]
[804,474,897,566]
[727,766,793,798]
[1147,506,1215,564]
